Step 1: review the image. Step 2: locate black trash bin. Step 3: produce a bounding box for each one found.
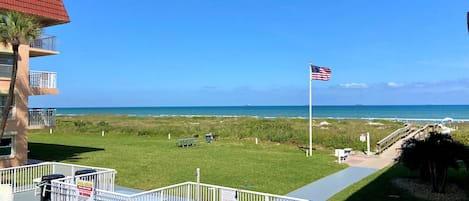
[205,133,212,143]
[75,169,96,176]
[40,174,65,201]
[74,169,97,182]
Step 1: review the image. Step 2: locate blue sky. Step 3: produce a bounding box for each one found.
[29,0,469,107]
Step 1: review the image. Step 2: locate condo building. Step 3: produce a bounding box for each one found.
[0,0,69,167]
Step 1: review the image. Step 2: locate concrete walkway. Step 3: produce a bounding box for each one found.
[286,167,378,201]
[286,131,415,201]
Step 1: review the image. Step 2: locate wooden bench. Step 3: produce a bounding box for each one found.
[176,138,198,147]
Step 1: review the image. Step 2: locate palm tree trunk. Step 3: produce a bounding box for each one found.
[0,44,19,142]
[429,160,448,193]
[435,165,448,193]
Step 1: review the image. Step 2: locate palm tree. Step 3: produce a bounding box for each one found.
[0,11,40,142]
[400,132,469,193]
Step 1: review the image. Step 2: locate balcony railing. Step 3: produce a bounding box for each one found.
[28,108,56,128]
[29,35,56,51]
[29,70,57,89]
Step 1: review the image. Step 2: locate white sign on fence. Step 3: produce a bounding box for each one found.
[77,180,94,201]
[221,189,237,201]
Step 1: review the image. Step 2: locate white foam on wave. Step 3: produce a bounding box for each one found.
[56,113,469,122]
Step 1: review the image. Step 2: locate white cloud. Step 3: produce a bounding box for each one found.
[387,82,403,87]
[339,83,368,89]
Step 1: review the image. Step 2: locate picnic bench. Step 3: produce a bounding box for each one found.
[176,138,198,147]
[297,145,315,153]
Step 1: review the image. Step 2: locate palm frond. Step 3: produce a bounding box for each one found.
[0,11,41,47]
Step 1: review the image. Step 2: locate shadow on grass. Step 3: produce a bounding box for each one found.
[28,142,104,162]
[331,165,469,201]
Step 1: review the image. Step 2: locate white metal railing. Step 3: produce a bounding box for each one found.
[28,108,56,127]
[53,169,116,192]
[0,162,52,193]
[51,181,308,201]
[0,162,116,193]
[4,162,305,201]
[29,70,57,89]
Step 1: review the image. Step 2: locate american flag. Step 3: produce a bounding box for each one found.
[311,65,331,81]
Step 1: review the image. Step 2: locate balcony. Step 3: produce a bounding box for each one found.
[28,108,56,128]
[29,35,58,57]
[29,71,56,89]
[29,71,58,95]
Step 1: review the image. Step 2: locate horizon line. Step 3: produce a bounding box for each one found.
[41,104,469,109]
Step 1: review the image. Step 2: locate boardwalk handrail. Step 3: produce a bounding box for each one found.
[376,124,412,154]
[412,124,438,140]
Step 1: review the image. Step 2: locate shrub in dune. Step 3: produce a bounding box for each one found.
[399,132,469,193]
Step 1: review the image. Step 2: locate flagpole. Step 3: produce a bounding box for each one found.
[309,64,313,157]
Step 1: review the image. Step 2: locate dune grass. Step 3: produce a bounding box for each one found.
[51,115,405,151]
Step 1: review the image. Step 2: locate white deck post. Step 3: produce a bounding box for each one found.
[366,132,371,155]
[187,183,191,201]
[196,168,200,201]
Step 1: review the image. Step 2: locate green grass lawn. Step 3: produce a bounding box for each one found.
[29,116,467,199]
[28,131,347,194]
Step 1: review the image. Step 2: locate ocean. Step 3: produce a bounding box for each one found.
[54,105,469,121]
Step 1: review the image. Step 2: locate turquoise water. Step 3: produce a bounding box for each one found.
[53,105,469,121]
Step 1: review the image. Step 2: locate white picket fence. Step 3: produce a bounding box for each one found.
[0,162,116,193]
[51,181,308,201]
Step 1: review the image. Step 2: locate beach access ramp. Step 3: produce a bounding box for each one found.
[375,124,413,154]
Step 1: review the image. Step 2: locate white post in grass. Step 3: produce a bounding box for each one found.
[366,132,371,155]
[49,128,52,134]
[168,133,171,140]
[102,130,105,136]
[255,137,258,144]
[309,64,313,157]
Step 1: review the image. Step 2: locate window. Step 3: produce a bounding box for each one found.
[0,137,14,158]
[0,54,13,78]
[0,96,15,119]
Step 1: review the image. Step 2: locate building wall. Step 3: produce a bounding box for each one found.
[0,0,68,168]
[0,44,30,167]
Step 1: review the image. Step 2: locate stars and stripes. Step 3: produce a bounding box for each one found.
[311,65,331,81]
